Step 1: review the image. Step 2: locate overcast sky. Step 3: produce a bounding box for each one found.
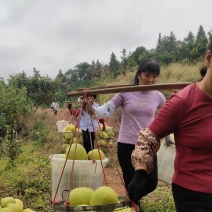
[0,0,211,81]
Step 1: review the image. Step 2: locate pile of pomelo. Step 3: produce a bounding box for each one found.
[96,125,115,148]
[64,143,105,161]
[0,197,36,212]
[68,186,130,211]
[60,123,84,153]
[59,122,115,151]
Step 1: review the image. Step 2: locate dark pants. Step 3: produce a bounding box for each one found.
[53,109,57,115]
[117,142,158,197]
[172,183,212,212]
[82,129,95,153]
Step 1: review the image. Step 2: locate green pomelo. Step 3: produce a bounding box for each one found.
[76,128,82,134]
[105,126,112,131]
[98,139,107,147]
[63,138,70,144]
[108,141,113,147]
[62,144,70,152]
[0,208,13,212]
[87,149,105,160]
[6,203,22,212]
[99,132,109,139]
[77,136,83,143]
[66,124,75,132]
[90,186,118,206]
[65,143,87,160]
[14,199,23,211]
[69,187,94,206]
[23,208,36,212]
[97,131,102,136]
[107,131,115,139]
[1,197,16,208]
[64,132,72,140]
[61,126,68,132]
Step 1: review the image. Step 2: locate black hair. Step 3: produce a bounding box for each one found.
[88,94,97,99]
[134,59,160,85]
[198,42,212,80]
[200,67,207,78]
[67,103,72,109]
[207,42,212,52]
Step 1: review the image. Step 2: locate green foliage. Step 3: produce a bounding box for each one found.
[28,113,54,145]
[0,80,33,136]
[8,69,61,107]
[109,52,121,77]
[140,182,175,212]
[0,143,52,211]
[5,138,22,166]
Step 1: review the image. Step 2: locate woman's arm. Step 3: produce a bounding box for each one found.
[131,128,161,173]
[94,101,116,119]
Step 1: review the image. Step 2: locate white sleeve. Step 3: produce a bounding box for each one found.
[94,101,116,119]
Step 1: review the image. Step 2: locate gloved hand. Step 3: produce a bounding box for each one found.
[165,134,175,146]
[102,125,106,131]
[128,170,147,205]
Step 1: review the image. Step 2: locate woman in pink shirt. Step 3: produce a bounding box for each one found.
[128,43,212,211]
[94,59,174,196]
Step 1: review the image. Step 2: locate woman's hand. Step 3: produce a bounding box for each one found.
[128,170,147,205]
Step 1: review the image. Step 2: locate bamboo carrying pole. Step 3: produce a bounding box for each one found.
[76,84,131,91]
[67,82,192,97]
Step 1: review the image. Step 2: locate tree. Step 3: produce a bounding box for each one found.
[8,68,60,107]
[190,25,208,61]
[131,46,148,64]
[109,52,120,77]
[75,62,92,81]
[208,29,212,45]
[183,31,195,62]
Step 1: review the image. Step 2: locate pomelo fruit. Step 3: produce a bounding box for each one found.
[1,197,16,208]
[90,186,118,206]
[65,143,87,160]
[23,208,36,212]
[69,187,94,206]
[6,202,22,212]
[87,149,105,160]
[66,124,75,132]
[0,208,13,212]
[62,144,70,152]
[107,131,114,139]
[75,128,82,134]
[14,199,23,211]
[98,139,106,147]
[64,132,72,140]
[105,126,112,131]
[99,132,109,139]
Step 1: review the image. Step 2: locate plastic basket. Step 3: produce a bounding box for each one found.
[56,121,70,133]
[157,142,176,184]
[50,154,109,201]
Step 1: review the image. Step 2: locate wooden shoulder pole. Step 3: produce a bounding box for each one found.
[67,82,192,97]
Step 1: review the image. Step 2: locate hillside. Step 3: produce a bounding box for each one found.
[0,62,203,212]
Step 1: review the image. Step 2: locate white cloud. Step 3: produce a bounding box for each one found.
[0,0,211,80]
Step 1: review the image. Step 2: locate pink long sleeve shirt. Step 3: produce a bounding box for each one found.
[111,91,166,145]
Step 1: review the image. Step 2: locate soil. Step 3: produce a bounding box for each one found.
[104,167,127,196]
